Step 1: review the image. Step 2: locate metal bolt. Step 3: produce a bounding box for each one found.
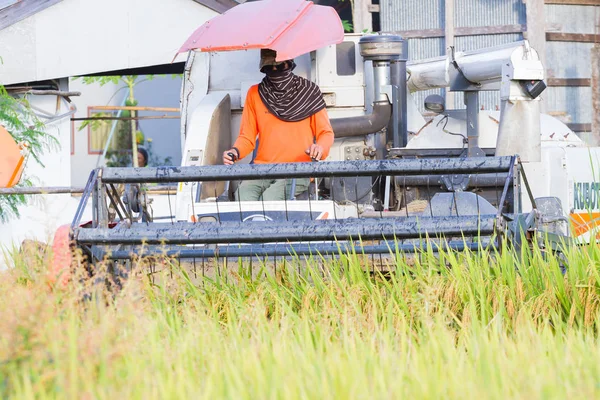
[346,148,351,153]
[355,148,359,152]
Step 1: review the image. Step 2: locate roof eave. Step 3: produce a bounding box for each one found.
[0,0,63,31]
[191,0,239,14]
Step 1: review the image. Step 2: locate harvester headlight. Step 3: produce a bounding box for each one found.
[520,79,546,100]
[424,94,445,114]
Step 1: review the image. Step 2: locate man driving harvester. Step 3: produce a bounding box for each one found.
[223,48,334,201]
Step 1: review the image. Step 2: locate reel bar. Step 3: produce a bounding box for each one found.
[100,157,514,184]
[99,240,494,260]
[76,215,497,246]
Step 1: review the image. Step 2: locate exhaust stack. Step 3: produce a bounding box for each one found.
[332,34,408,145]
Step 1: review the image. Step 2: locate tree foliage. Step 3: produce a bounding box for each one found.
[74,75,177,167]
[0,86,55,223]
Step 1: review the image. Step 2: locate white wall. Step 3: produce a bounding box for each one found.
[0,0,217,85]
[0,0,217,266]
[0,75,186,266]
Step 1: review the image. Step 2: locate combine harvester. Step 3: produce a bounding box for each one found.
[51,0,600,279]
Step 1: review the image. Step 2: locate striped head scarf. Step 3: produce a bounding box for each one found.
[257,53,326,122]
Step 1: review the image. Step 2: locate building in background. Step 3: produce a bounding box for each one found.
[69,75,185,187]
[0,0,234,259]
[372,0,600,144]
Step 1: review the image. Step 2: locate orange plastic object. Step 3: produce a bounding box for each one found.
[176,0,344,62]
[48,225,73,288]
[0,125,25,188]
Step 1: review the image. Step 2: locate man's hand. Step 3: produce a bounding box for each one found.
[305,144,324,161]
[223,149,238,165]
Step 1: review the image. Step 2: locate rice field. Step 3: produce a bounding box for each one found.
[1,242,600,399]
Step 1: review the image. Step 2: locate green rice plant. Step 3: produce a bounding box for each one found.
[1,243,600,399]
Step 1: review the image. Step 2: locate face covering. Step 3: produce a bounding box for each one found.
[257,63,326,122]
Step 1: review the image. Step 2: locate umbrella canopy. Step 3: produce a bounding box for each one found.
[0,125,25,189]
[176,0,344,62]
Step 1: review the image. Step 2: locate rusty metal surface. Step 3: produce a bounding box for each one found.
[546,4,600,35]
[100,157,514,184]
[0,185,177,195]
[72,155,519,262]
[380,0,526,113]
[76,215,497,246]
[101,240,493,259]
[544,4,599,137]
[380,0,444,31]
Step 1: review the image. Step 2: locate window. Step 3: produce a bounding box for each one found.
[336,41,356,76]
[86,108,127,155]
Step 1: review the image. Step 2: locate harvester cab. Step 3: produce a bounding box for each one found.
[66,0,598,278]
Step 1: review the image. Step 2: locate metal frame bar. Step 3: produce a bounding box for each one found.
[497,156,517,218]
[71,169,98,230]
[100,157,514,184]
[389,148,496,157]
[394,173,509,188]
[100,240,495,260]
[0,184,177,196]
[76,215,497,246]
[107,184,129,221]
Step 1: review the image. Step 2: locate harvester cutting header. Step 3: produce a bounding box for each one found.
[53,0,600,277]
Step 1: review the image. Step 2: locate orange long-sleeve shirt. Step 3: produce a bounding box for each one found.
[233,85,334,164]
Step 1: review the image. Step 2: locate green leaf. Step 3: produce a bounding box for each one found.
[342,20,353,33]
[0,85,56,222]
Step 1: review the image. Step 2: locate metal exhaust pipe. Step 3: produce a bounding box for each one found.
[331,34,408,140]
[331,101,391,138]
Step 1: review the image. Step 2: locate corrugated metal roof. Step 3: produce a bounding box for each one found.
[0,0,62,31]
[407,37,444,60]
[546,42,594,78]
[545,5,600,35]
[546,87,593,126]
[379,0,594,135]
[455,0,525,28]
[380,0,444,31]
[381,0,525,113]
[454,33,523,51]
[543,4,598,132]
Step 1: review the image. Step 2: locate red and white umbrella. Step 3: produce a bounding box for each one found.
[175,0,344,61]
